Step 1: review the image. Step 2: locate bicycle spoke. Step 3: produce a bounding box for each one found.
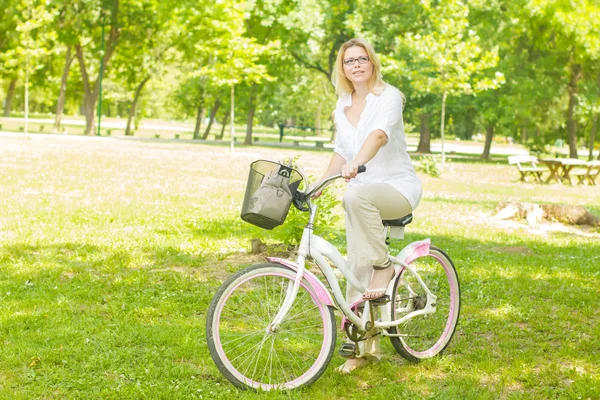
[220,329,264,347]
[230,333,269,365]
[208,265,335,389]
[389,249,460,361]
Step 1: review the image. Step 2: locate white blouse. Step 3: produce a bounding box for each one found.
[334,84,422,210]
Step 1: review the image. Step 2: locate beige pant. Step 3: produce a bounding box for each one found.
[342,183,413,359]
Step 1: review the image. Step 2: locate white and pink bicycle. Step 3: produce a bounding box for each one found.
[206,161,460,390]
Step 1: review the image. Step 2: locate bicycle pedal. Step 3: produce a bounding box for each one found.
[338,343,356,358]
[370,295,390,306]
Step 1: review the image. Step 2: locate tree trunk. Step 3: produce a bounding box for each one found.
[589,114,598,161]
[245,84,257,145]
[54,47,74,132]
[440,91,448,165]
[315,103,322,135]
[193,106,205,140]
[464,107,476,140]
[218,109,229,140]
[125,76,151,136]
[3,78,17,117]
[202,98,221,140]
[76,44,97,135]
[521,127,528,143]
[74,6,120,135]
[83,100,95,135]
[481,125,494,160]
[417,112,431,153]
[566,61,582,158]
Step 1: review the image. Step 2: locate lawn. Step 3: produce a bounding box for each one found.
[0,133,599,399]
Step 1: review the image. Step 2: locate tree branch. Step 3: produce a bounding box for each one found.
[288,51,329,80]
[75,43,91,99]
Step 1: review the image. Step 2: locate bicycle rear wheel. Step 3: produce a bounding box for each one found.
[389,246,460,362]
[206,263,336,390]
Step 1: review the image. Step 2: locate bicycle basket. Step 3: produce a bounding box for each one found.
[240,160,303,230]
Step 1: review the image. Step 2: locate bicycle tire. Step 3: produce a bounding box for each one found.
[389,246,460,362]
[206,263,337,390]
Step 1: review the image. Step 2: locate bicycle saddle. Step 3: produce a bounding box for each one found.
[382,213,413,227]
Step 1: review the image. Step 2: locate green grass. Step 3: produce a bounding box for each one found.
[0,134,599,399]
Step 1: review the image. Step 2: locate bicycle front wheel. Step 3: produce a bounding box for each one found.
[389,246,460,362]
[206,263,336,390]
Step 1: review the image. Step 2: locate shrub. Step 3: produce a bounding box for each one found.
[174,134,180,139]
[154,134,160,139]
[39,125,44,132]
[267,184,341,246]
[106,130,112,136]
[18,126,24,132]
[416,155,441,178]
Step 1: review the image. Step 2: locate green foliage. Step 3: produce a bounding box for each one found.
[266,185,341,246]
[416,155,441,178]
[1,0,600,153]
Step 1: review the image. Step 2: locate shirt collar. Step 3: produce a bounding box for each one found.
[343,91,375,106]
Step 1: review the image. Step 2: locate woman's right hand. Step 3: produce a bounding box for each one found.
[341,161,361,182]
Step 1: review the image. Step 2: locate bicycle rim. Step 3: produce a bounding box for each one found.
[206,263,336,390]
[389,246,460,361]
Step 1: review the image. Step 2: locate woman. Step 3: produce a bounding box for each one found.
[313,38,422,373]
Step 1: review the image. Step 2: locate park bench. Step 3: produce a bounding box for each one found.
[250,133,331,148]
[569,161,600,186]
[252,133,281,142]
[284,135,331,148]
[508,155,548,183]
[277,124,333,148]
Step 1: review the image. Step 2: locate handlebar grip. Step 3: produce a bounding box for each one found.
[357,165,366,174]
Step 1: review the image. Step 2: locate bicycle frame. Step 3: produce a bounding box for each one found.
[268,174,438,335]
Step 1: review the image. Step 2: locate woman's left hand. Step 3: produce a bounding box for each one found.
[341,161,361,182]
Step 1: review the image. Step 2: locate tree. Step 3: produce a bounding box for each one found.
[283,0,357,83]
[400,0,504,165]
[514,0,600,157]
[74,0,121,135]
[0,0,20,116]
[111,0,176,136]
[0,0,55,123]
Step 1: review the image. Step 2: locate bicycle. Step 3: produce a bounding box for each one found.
[206,160,461,390]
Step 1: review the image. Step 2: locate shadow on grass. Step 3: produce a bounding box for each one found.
[1,222,598,398]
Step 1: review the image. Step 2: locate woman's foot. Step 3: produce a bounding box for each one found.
[363,267,395,300]
[335,357,372,374]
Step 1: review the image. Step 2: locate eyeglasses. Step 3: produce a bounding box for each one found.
[343,56,369,66]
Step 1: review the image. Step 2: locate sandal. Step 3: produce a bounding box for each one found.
[362,268,396,301]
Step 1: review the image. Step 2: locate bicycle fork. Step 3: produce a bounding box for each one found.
[266,235,311,333]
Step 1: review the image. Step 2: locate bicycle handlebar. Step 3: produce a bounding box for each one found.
[304,165,366,199]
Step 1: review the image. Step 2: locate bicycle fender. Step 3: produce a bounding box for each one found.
[266,257,335,307]
[396,238,431,265]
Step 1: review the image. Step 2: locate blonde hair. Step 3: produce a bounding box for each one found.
[332,38,386,97]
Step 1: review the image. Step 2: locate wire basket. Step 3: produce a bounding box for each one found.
[240,160,303,230]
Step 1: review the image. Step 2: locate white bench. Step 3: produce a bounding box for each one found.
[570,161,600,186]
[284,135,331,148]
[508,155,548,183]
